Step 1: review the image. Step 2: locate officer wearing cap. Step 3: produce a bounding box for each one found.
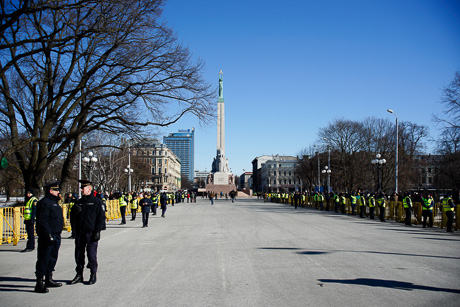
[34,182,63,293]
[22,190,38,252]
[69,180,105,285]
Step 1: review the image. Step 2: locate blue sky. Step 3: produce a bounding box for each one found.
[158,0,460,176]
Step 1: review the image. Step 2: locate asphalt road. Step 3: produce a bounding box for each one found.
[1,198,459,307]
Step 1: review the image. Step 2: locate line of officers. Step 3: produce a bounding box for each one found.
[109,190,197,224]
[264,191,456,232]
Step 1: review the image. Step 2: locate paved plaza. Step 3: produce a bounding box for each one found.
[1,198,459,307]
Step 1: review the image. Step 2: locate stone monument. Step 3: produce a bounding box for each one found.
[206,71,236,195]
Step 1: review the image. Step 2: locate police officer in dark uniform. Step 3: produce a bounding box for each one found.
[69,180,105,285]
[34,182,63,293]
[139,192,153,227]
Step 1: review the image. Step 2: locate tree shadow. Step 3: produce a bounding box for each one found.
[317,278,460,294]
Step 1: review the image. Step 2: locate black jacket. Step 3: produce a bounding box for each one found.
[71,194,105,234]
[36,193,63,236]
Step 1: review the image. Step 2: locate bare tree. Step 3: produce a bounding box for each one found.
[434,71,460,197]
[0,0,215,193]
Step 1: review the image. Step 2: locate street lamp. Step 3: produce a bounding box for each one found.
[124,166,134,191]
[82,151,98,182]
[314,145,320,192]
[387,109,398,193]
[371,154,386,193]
[323,137,331,192]
[321,166,332,193]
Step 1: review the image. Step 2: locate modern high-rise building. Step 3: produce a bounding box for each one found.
[163,128,195,182]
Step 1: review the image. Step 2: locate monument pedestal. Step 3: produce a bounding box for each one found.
[206,184,236,195]
[206,172,236,195]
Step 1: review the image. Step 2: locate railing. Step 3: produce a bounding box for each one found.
[0,199,137,246]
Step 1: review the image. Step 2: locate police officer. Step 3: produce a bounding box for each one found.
[422,194,434,228]
[69,180,105,285]
[118,192,128,225]
[368,193,376,220]
[442,194,455,233]
[34,182,63,293]
[160,192,168,217]
[22,190,38,252]
[130,192,138,221]
[377,193,386,222]
[403,192,413,226]
[139,192,153,227]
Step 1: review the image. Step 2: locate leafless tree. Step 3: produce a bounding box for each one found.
[0,0,215,193]
[433,71,460,196]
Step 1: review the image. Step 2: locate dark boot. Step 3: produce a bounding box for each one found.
[45,274,62,287]
[69,274,83,285]
[34,277,49,293]
[88,273,97,285]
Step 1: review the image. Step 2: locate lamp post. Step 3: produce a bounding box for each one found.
[124,166,134,191]
[323,137,331,192]
[314,146,320,192]
[371,154,386,193]
[387,109,398,193]
[82,151,98,182]
[124,144,133,192]
[321,166,331,193]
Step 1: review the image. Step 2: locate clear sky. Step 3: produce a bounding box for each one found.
[158,0,460,176]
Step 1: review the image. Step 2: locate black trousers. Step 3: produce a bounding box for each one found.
[75,233,98,274]
[120,206,126,224]
[379,206,385,221]
[25,220,35,250]
[446,211,454,232]
[405,207,412,225]
[131,208,137,220]
[422,210,433,227]
[142,210,150,226]
[369,207,375,219]
[359,205,365,218]
[35,233,61,278]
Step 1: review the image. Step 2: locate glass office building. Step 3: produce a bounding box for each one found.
[163,128,195,182]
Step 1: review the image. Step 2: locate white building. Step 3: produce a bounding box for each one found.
[132,139,181,192]
[259,155,301,192]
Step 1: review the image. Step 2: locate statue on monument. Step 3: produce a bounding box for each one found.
[218,70,223,99]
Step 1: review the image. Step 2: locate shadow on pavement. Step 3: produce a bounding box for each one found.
[0,276,36,293]
[317,278,460,294]
[258,247,460,260]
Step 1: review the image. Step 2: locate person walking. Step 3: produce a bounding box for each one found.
[22,190,38,253]
[422,194,434,228]
[69,180,105,285]
[160,192,168,218]
[403,192,413,226]
[34,182,63,293]
[139,193,153,227]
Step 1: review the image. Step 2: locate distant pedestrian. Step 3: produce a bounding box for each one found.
[403,192,412,226]
[442,194,455,232]
[422,194,434,228]
[34,182,63,293]
[22,190,38,253]
[160,192,167,217]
